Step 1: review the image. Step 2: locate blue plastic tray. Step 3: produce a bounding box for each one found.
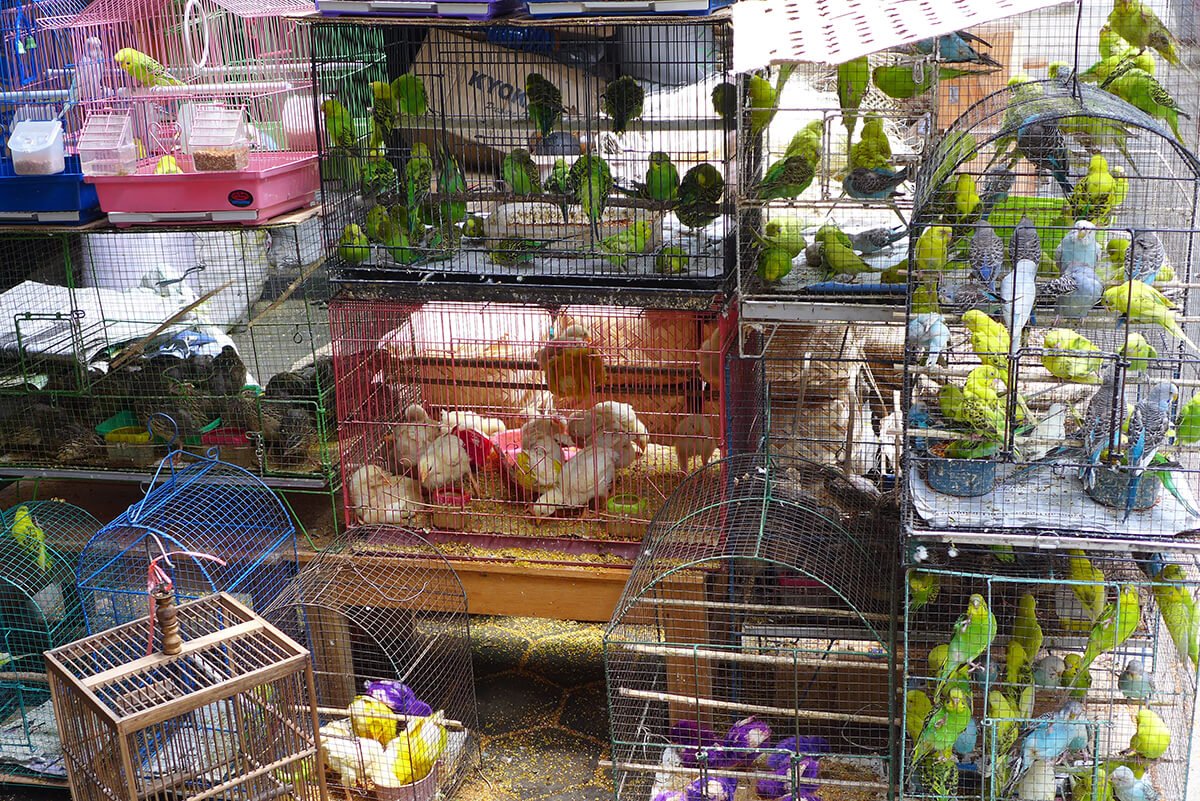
[0,155,102,224]
[524,0,732,16]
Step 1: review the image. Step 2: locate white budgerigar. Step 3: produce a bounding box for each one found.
[1016,759,1058,801]
[1109,765,1160,801]
[908,312,951,366]
[1000,258,1039,355]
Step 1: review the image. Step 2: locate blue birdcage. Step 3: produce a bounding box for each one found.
[76,448,299,635]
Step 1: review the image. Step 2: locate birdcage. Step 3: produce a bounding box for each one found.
[0,0,101,223]
[312,18,735,307]
[0,214,337,483]
[45,591,326,801]
[330,297,729,554]
[76,449,298,633]
[900,544,1199,801]
[261,525,478,799]
[901,75,1200,545]
[724,315,907,487]
[0,500,97,781]
[604,452,898,801]
[35,0,319,226]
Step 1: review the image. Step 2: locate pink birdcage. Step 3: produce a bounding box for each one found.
[39,0,318,225]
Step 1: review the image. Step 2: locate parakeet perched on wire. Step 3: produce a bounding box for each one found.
[843,165,908,201]
[952,173,981,224]
[908,313,950,367]
[748,72,779,138]
[370,81,399,140]
[1121,381,1177,521]
[393,72,428,117]
[962,309,1010,370]
[114,47,183,87]
[912,687,971,761]
[1079,369,1125,491]
[914,225,952,274]
[936,594,997,696]
[837,56,870,139]
[568,153,612,239]
[525,73,564,139]
[337,224,370,264]
[602,75,644,135]
[10,505,49,572]
[1070,154,1120,223]
[1109,765,1160,801]
[1152,562,1199,669]
[675,163,724,230]
[502,148,541,196]
[1122,332,1158,373]
[437,147,467,225]
[1046,225,1102,321]
[1125,230,1168,284]
[909,570,940,612]
[1013,592,1043,658]
[641,151,679,202]
[969,225,1003,292]
[1102,61,1189,142]
[1103,280,1200,352]
[1008,216,1043,267]
[1109,0,1182,65]
[978,163,1016,220]
[850,116,892,171]
[545,157,572,223]
[756,153,815,200]
[1071,583,1140,683]
[786,120,824,163]
[909,30,1002,66]
[1017,119,1073,198]
[1042,328,1103,382]
[404,142,433,216]
[321,98,357,150]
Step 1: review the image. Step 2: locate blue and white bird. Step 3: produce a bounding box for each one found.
[1122,381,1177,521]
[1032,654,1066,688]
[1016,700,1088,778]
[953,715,978,761]
[1017,119,1073,198]
[843,166,909,200]
[848,224,907,254]
[1125,230,1168,284]
[1080,366,1125,489]
[912,31,1002,66]
[908,312,951,366]
[969,225,1004,292]
[1000,257,1038,355]
[1045,221,1102,320]
[1010,216,1042,266]
[1109,765,1160,801]
[1118,658,1155,701]
[909,400,931,453]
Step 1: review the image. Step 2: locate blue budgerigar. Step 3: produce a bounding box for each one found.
[1122,381,1177,521]
[1056,220,1100,271]
[848,224,907,254]
[1017,119,1074,198]
[1118,658,1155,701]
[953,714,978,760]
[908,312,951,366]
[1080,365,1125,489]
[1126,229,1168,283]
[969,225,1004,292]
[1009,216,1042,266]
[1045,222,1102,320]
[912,31,1002,66]
[1016,700,1088,778]
[1109,765,1160,801]
[843,165,909,200]
[978,162,1016,219]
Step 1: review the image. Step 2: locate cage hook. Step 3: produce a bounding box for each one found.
[147,411,180,448]
[293,324,304,344]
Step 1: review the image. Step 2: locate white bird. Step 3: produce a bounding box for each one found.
[532,443,620,518]
[390,404,440,473]
[321,731,384,788]
[673,414,717,472]
[1032,654,1066,688]
[567,401,650,453]
[417,432,479,493]
[907,312,951,366]
[1021,402,1067,462]
[1016,759,1058,801]
[440,409,506,436]
[1000,257,1038,355]
[1109,765,1159,801]
[346,465,425,526]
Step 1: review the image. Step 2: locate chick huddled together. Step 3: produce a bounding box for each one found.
[320,681,449,791]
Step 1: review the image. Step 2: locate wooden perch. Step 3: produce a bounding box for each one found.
[617,687,894,726]
[614,642,892,670]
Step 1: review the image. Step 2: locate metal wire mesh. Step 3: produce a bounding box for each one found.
[901,544,1199,801]
[76,450,299,633]
[261,524,479,800]
[45,592,326,801]
[606,452,898,801]
[0,216,335,481]
[330,298,728,551]
[313,19,735,305]
[902,73,1200,546]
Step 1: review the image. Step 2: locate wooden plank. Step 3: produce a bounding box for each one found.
[655,572,712,727]
[306,605,357,708]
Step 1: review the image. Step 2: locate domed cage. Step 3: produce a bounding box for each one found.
[260,525,478,800]
[900,543,1199,801]
[76,450,298,634]
[605,453,899,801]
[0,500,99,780]
[902,76,1200,546]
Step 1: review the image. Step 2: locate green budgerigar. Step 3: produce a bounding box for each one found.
[711,82,736,126]
[1070,153,1120,223]
[1013,591,1044,659]
[502,148,542,196]
[1066,549,1107,627]
[406,143,434,216]
[1071,583,1140,685]
[393,72,429,117]
[1042,328,1103,383]
[1109,0,1181,65]
[1103,62,1190,142]
[837,56,870,139]
[786,120,824,164]
[371,81,399,140]
[436,148,467,225]
[757,244,794,283]
[337,223,370,264]
[602,75,644,135]
[321,98,357,150]
[988,689,1021,791]
[755,153,815,200]
[1121,332,1158,373]
[909,570,940,612]
[675,163,724,230]
[642,152,679,202]
[748,73,779,138]
[1005,640,1031,689]
[1152,563,1199,668]
[114,47,183,88]
[599,220,654,267]
[525,73,564,139]
[850,116,892,170]
[936,594,998,695]
[1176,392,1200,443]
[545,157,572,223]
[568,153,613,238]
[912,688,971,761]
[953,173,981,224]
[815,224,871,279]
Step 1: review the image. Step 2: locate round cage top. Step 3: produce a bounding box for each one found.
[609,453,896,643]
[0,500,102,553]
[76,452,297,618]
[914,78,1200,216]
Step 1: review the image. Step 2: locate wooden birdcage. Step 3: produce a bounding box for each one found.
[44,592,326,801]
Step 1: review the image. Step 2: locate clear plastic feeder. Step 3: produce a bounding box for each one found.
[8,119,65,175]
[78,112,137,177]
[188,105,250,172]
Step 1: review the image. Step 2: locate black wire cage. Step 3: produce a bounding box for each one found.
[604,453,899,801]
[312,18,734,307]
[902,75,1200,547]
[900,543,1199,801]
[261,525,479,801]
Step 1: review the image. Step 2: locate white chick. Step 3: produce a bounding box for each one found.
[321,734,384,788]
[593,430,642,469]
[567,401,650,452]
[418,432,478,493]
[347,465,425,526]
[441,409,506,436]
[698,326,722,389]
[673,414,716,472]
[521,417,572,491]
[532,444,619,519]
[390,404,439,473]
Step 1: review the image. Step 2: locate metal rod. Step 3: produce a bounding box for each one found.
[599,758,890,791]
[640,595,893,622]
[617,687,895,726]
[615,642,892,670]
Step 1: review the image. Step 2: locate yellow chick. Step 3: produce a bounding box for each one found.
[391,711,448,785]
[154,155,182,175]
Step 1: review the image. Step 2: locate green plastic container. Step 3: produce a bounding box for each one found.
[987,196,1071,266]
[97,412,160,468]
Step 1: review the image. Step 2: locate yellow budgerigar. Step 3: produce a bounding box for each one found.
[11,504,50,572]
[962,310,1010,370]
[1103,280,1200,353]
[114,47,183,88]
[391,711,448,785]
[153,156,182,175]
[1041,328,1102,383]
[348,696,397,746]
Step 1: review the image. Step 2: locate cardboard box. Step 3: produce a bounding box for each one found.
[410,29,605,170]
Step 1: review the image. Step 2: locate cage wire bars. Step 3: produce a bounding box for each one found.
[261,524,479,800]
[605,453,899,801]
[313,18,736,307]
[901,73,1200,548]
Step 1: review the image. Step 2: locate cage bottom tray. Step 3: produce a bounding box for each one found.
[0,158,102,224]
[907,463,1200,538]
[87,152,318,226]
[525,0,732,14]
[317,0,519,17]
